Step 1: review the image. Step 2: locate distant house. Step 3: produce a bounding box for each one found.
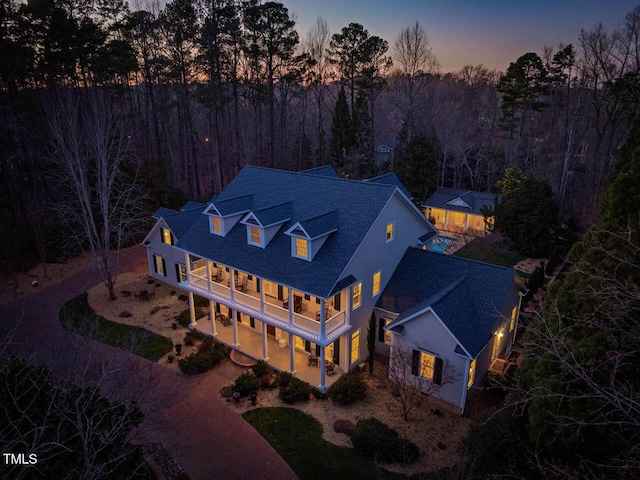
[423,187,500,237]
[374,140,398,166]
[143,166,522,412]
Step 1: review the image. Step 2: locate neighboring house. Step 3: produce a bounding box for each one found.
[144,166,523,412]
[376,248,525,413]
[374,140,398,166]
[423,187,500,237]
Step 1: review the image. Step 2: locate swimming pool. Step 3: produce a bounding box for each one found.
[431,236,455,253]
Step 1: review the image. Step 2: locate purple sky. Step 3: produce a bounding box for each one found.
[281,0,638,72]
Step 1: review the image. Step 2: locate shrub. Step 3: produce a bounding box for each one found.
[184,330,209,346]
[178,294,187,301]
[197,337,216,353]
[351,418,419,464]
[328,371,367,405]
[178,343,230,375]
[220,385,234,398]
[174,307,207,327]
[273,371,294,387]
[333,419,355,436]
[251,359,270,379]
[279,377,311,404]
[233,372,260,396]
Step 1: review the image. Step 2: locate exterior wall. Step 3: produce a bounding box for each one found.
[339,192,436,369]
[146,221,189,288]
[389,310,469,410]
[374,309,397,356]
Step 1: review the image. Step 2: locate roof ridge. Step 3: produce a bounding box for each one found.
[409,247,517,273]
[299,209,339,222]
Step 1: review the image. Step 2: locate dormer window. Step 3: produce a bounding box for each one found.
[161,227,173,245]
[249,226,262,246]
[211,216,222,234]
[293,237,310,260]
[285,210,338,261]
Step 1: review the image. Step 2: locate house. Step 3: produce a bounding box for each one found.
[423,187,500,237]
[143,166,522,412]
[376,248,525,413]
[374,140,398,166]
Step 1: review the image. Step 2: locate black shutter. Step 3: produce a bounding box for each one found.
[250,317,255,328]
[334,293,341,311]
[236,311,242,323]
[160,228,165,243]
[334,338,340,365]
[153,255,158,273]
[227,306,232,316]
[277,285,283,300]
[175,264,180,282]
[215,303,220,314]
[256,280,260,293]
[304,340,310,352]
[161,258,166,276]
[170,233,175,245]
[411,350,420,376]
[378,317,386,342]
[433,357,443,385]
[315,344,321,356]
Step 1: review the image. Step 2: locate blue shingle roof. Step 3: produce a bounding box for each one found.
[176,166,415,298]
[423,187,500,215]
[251,202,292,227]
[154,203,206,239]
[377,247,517,358]
[297,210,339,239]
[300,165,339,177]
[210,194,253,216]
[365,173,412,200]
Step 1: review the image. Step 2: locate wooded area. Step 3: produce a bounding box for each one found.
[1,0,639,265]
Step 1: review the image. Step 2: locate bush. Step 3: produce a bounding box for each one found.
[333,419,355,436]
[184,329,210,346]
[178,342,230,375]
[197,337,216,353]
[119,311,132,318]
[233,372,260,396]
[351,418,419,464]
[273,371,294,387]
[174,307,207,327]
[251,359,270,379]
[279,377,311,404]
[328,371,367,405]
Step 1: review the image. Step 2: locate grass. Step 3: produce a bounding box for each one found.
[454,237,524,268]
[59,293,174,361]
[243,407,393,480]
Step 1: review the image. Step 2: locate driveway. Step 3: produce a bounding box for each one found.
[0,246,297,480]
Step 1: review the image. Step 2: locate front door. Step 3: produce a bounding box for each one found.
[267,324,276,337]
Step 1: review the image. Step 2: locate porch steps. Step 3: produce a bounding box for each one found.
[229,349,256,368]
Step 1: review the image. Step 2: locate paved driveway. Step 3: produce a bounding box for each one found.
[0,246,297,480]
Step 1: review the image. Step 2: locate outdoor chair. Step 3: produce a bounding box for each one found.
[235,277,248,292]
[211,267,223,282]
[308,355,319,367]
[325,361,336,376]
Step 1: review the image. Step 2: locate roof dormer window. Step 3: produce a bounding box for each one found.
[293,237,310,261]
[211,216,222,235]
[249,226,263,247]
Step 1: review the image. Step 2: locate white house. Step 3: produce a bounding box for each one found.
[144,166,523,411]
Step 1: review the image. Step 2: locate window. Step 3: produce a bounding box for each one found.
[468,359,476,388]
[351,329,360,363]
[352,282,362,309]
[161,228,172,245]
[419,352,435,380]
[379,317,393,344]
[384,319,392,344]
[153,255,166,276]
[176,263,187,283]
[509,306,517,331]
[372,271,381,296]
[294,237,308,258]
[386,222,394,242]
[250,226,262,246]
[211,216,222,234]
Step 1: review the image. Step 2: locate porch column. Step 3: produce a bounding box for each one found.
[463,214,468,233]
[184,252,191,278]
[188,291,197,328]
[261,322,268,360]
[443,211,448,230]
[206,261,211,292]
[288,332,295,373]
[319,346,326,392]
[229,268,235,302]
[209,300,217,337]
[320,301,326,342]
[259,278,265,314]
[288,288,293,326]
[231,309,239,347]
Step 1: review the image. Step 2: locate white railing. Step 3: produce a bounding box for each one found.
[191,266,206,277]
[293,312,320,334]
[211,281,231,298]
[190,275,208,291]
[235,291,261,310]
[326,311,346,333]
[264,302,289,322]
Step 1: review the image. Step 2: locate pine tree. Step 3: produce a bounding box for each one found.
[330,85,352,172]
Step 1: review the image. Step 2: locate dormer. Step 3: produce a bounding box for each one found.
[241,202,292,249]
[204,194,253,237]
[445,194,473,209]
[285,210,338,261]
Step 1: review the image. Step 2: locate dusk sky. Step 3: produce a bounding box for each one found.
[280,0,639,73]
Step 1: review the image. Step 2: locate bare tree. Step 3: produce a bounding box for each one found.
[387,338,456,421]
[45,90,146,301]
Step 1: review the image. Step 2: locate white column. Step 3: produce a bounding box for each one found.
[231,309,239,347]
[288,288,293,325]
[209,300,217,337]
[320,301,326,342]
[288,332,295,373]
[206,261,211,292]
[261,322,268,360]
[319,346,326,392]
[463,214,468,233]
[185,252,191,278]
[259,278,265,314]
[229,268,235,302]
[188,291,197,328]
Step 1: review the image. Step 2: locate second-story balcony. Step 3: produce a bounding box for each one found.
[184,256,349,344]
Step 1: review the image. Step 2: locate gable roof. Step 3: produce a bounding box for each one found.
[291,210,339,239]
[208,194,253,217]
[300,165,339,178]
[151,203,206,240]
[423,187,500,216]
[175,166,429,298]
[249,202,292,227]
[365,173,412,200]
[377,247,519,358]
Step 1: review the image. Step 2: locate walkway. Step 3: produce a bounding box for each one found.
[0,246,297,480]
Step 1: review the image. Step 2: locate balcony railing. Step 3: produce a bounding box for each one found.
[326,311,346,332]
[264,302,288,322]
[235,290,261,311]
[293,312,320,334]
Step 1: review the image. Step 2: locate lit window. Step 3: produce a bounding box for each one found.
[351,329,360,363]
[509,306,517,331]
[211,216,222,234]
[295,237,308,257]
[419,352,435,380]
[468,359,476,388]
[161,228,172,245]
[352,282,362,309]
[372,271,381,296]
[154,255,166,276]
[250,226,262,245]
[386,222,394,242]
[384,319,392,344]
[177,264,187,283]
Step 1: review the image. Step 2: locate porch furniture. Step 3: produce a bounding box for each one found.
[325,361,336,376]
[307,355,319,367]
[216,313,231,327]
[283,295,303,313]
[235,276,248,292]
[211,267,223,282]
[315,307,332,321]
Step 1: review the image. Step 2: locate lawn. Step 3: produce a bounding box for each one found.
[243,407,399,480]
[59,292,174,361]
[454,237,524,268]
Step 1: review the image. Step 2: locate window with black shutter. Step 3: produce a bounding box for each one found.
[411,350,420,376]
[378,317,386,342]
[333,293,341,311]
[433,357,443,385]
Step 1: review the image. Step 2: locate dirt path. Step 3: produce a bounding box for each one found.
[0,246,297,480]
